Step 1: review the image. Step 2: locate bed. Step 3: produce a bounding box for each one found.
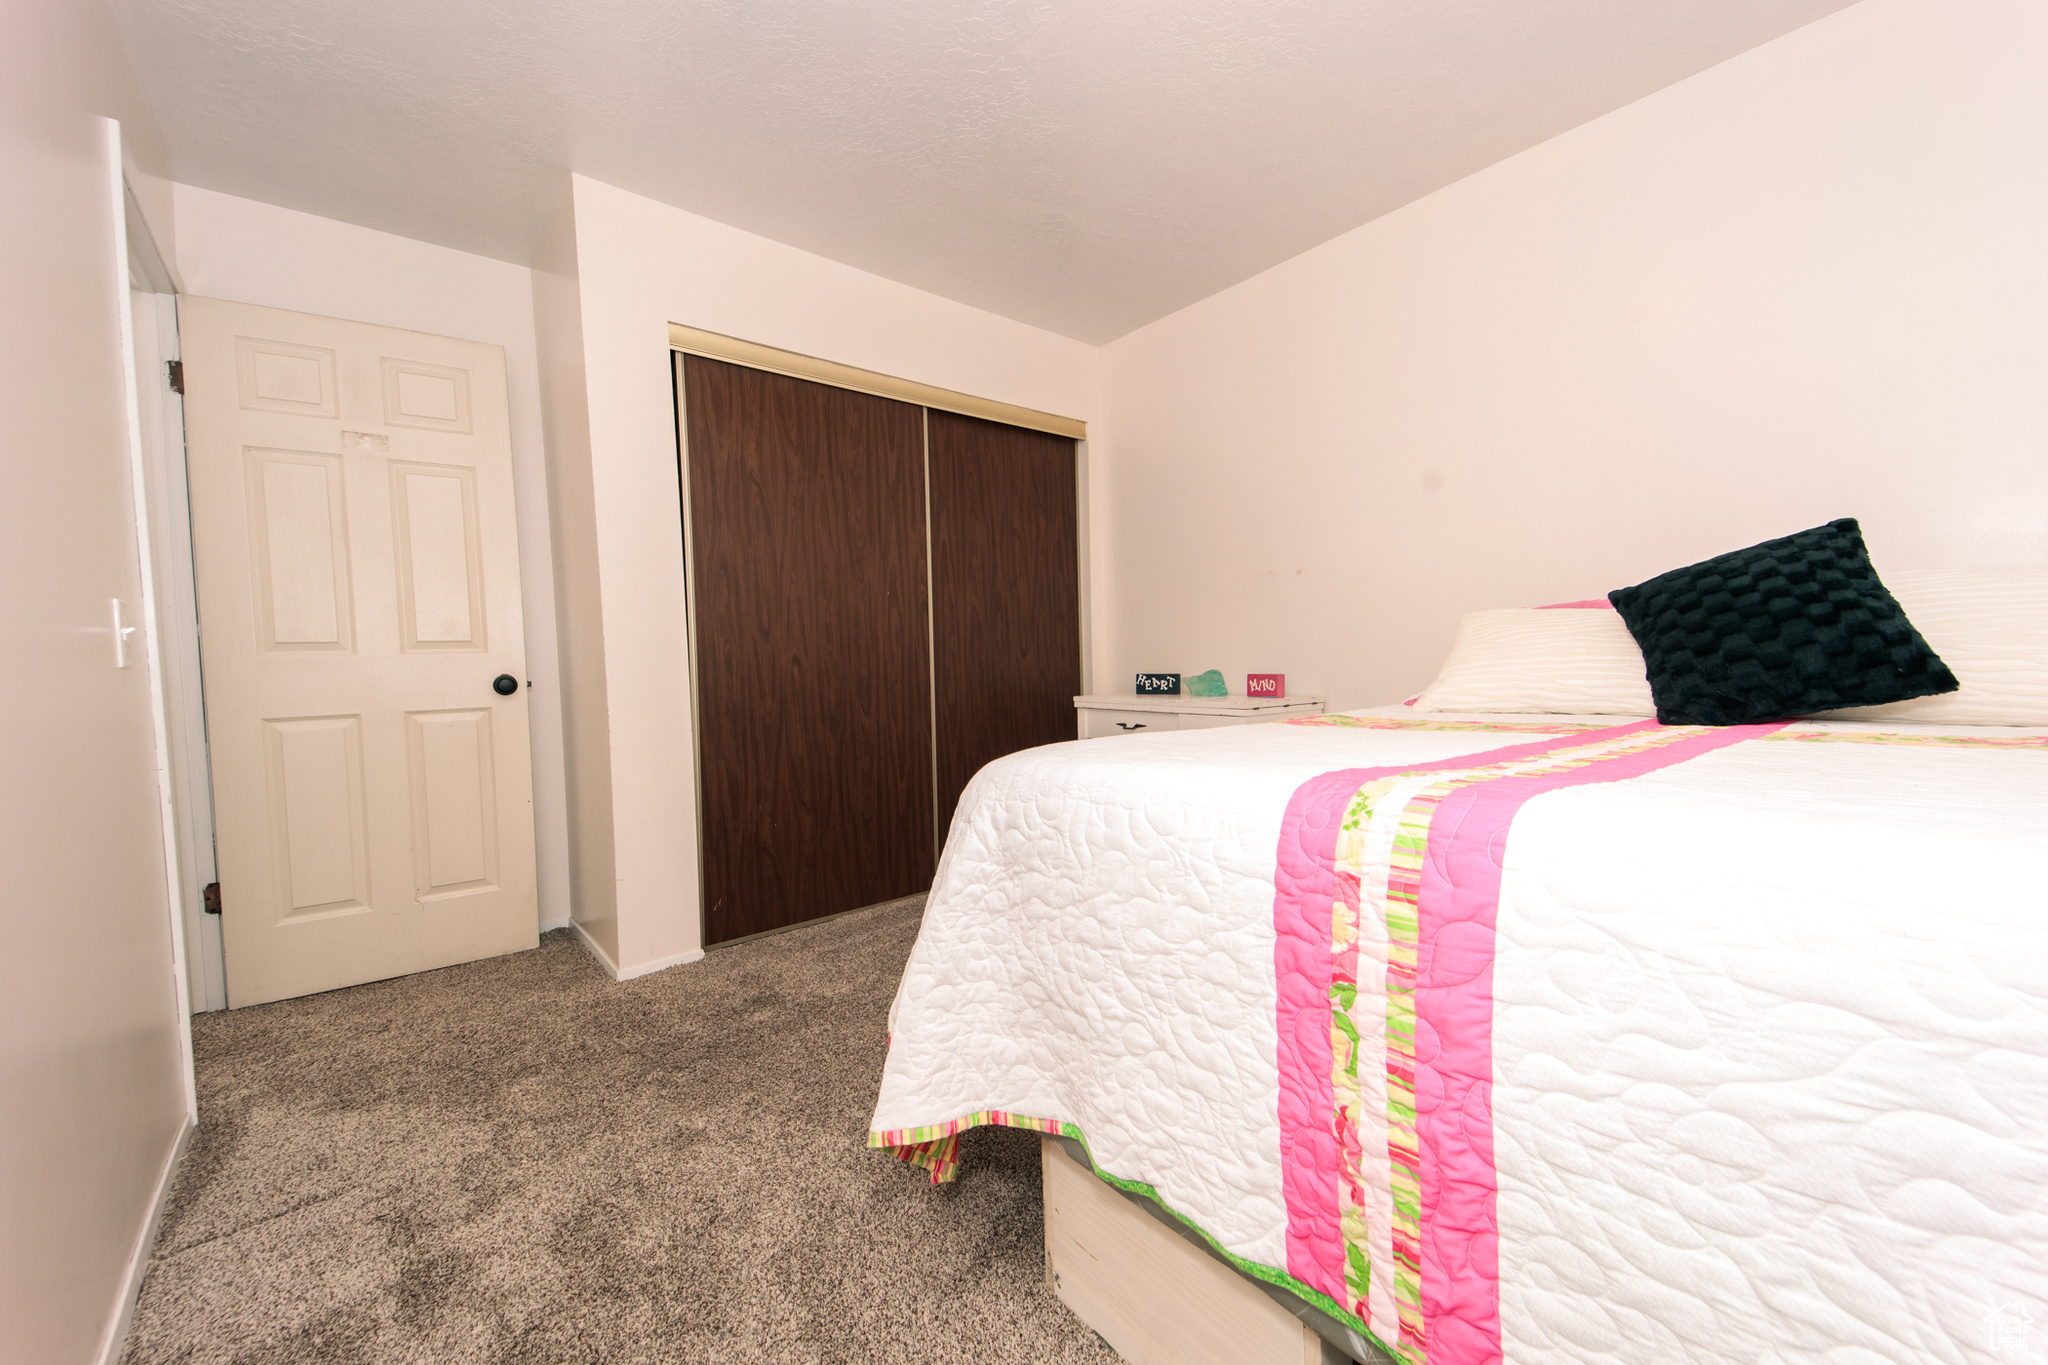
[867,701,2048,1365]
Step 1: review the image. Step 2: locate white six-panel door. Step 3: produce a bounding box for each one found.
[180,297,537,1007]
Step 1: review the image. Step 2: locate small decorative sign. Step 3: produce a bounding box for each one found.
[1136,672,1181,696]
[1246,673,1286,698]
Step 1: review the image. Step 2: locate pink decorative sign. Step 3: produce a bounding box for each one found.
[1247,673,1285,698]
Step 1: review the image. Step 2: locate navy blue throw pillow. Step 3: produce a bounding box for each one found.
[1608,519,1957,726]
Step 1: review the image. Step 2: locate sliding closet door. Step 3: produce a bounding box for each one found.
[682,355,934,944]
[928,410,1081,844]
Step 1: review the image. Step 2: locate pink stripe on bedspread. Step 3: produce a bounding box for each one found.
[1411,724,1776,1364]
[1270,726,1655,1313]
[1275,721,1786,1363]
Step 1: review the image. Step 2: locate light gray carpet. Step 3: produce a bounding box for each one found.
[124,898,1119,1364]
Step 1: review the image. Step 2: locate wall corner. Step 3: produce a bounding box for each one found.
[530,182,621,964]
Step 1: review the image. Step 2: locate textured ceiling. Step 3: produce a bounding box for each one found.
[112,0,1859,342]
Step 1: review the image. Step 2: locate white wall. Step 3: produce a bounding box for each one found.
[1096,0,2048,710]
[174,185,573,931]
[0,3,192,1362]
[538,174,1099,974]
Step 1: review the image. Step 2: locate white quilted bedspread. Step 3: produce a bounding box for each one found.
[869,710,2048,1364]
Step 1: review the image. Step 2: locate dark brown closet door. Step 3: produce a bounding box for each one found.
[928,410,1080,844]
[683,355,934,944]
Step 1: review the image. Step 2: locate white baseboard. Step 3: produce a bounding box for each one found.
[539,916,571,933]
[96,1117,193,1365]
[616,945,706,981]
[570,919,704,982]
[569,919,622,977]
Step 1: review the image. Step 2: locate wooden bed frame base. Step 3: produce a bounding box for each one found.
[1041,1136,1382,1365]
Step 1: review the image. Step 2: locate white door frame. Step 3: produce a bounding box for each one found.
[120,171,229,1014]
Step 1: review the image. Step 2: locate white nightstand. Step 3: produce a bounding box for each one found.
[1073,693,1328,739]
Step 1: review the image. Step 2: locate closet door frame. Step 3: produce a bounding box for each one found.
[669,324,1085,440]
[672,353,710,946]
[669,329,1089,945]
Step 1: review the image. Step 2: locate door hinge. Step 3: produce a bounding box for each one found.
[166,359,184,394]
[203,881,221,915]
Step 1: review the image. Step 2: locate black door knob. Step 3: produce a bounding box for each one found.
[492,674,520,696]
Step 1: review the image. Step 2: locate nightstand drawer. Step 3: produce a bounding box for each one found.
[1177,707,1320,729]
[1175,713,1257,730]
[1081,708,1179,739]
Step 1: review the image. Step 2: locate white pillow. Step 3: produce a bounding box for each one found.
[1411,606,1654,716]
[1814,568,2048,725]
